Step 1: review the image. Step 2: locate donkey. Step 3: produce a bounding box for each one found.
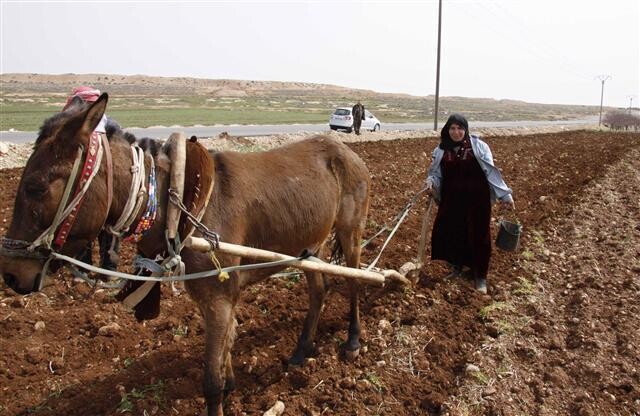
[0,94,371,415]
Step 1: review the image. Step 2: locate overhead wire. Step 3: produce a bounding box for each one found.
[452,1,593,82]
[485,1,594,80]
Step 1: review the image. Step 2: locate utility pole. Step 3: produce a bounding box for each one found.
[595,75,611,127]
[433,0,442,131]
[627,95,634,114]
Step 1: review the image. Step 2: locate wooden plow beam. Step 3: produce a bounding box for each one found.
[184,236,410,287]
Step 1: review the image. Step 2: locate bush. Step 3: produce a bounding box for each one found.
[602,110,640,131]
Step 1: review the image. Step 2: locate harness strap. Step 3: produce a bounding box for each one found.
[101,132,114,220]
[54,131,104,248]
[126,157,157,242]
[28,146,84,251]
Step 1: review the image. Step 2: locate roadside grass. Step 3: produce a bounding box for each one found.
[0,103,329,131]
[117,380,166,413]
[1,94,424,131]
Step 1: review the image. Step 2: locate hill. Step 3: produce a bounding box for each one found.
[0,73,604,130]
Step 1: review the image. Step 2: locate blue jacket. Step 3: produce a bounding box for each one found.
[425,135,513,204]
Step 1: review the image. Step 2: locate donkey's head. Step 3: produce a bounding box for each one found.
[1,94,111,294]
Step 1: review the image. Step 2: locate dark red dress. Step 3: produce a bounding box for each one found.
[431,139,491,279]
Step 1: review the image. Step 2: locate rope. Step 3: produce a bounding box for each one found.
[106,144,147,238]
[363,187,428,271]
[51,251,310,283]
[68,265,125,290]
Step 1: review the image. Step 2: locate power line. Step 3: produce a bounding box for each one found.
[434,0,442,131]
[595,75,612,126]
[627,95,636,113]
[460,1,593,81]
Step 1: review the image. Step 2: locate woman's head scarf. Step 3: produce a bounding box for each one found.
[63,86,101,111]
[439,113,470,150]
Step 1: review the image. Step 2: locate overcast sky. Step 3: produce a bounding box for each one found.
[1,0,638,107]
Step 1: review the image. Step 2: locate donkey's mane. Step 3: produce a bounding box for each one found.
[35,111,73,148]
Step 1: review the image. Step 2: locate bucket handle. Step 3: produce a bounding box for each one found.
[497,203,519,225]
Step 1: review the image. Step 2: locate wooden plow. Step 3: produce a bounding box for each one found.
[184,236,411,287]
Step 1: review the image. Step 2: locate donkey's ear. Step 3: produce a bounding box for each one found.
[65,95,85,112]
[81,93,109,135]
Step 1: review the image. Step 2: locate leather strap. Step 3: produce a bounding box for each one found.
[101,132,113,220]
[53,131,102,248]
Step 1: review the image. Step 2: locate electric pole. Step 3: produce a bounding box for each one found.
[433,0,442,131]
[595,75,611,127]
[627,95,634,114]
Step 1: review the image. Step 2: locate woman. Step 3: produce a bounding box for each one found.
[424,113,514,294]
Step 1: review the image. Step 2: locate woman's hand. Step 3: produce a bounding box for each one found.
[499,199,515,210]
[424,179,434,196]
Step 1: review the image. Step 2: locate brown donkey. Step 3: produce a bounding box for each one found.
[0,94,371,415]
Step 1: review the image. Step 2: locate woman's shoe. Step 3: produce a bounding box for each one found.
[475,277,487,294]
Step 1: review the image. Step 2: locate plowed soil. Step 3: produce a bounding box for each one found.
[1,130,639,416]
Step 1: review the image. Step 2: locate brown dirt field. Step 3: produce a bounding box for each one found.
[1,130,639,416]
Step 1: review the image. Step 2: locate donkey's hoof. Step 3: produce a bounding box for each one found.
[288,353,305,367]
[201,404,224,416]
[344,348,360,361]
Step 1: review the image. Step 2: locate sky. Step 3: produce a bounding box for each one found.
[1,0,638,107]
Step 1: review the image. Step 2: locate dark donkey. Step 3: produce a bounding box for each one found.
[0,94,371,415]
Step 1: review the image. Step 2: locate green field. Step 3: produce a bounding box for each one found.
[0,95,425,131]
[0,92,602,131]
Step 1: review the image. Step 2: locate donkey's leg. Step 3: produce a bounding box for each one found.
[199,297,236,416]
[222,317,238,395]
[338,230,363,357]
[289,268,328,365]
[183,250,238,416]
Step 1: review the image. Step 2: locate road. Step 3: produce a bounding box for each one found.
[0,117,598,144]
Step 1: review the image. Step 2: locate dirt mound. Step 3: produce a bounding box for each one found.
[0,130,639,415]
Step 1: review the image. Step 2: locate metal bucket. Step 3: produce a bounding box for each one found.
[495,220,522,252]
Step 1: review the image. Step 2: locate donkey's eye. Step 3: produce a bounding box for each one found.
[25,180,49,198]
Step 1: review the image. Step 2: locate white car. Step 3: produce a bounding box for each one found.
[329,107,381,133]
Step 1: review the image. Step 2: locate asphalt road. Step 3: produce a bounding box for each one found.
[0,117,598,144]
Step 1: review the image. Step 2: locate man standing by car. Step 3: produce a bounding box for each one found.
[352,101,365,135]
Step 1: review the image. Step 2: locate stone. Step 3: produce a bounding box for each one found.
[263,400,285,416]
[378,319,392,333]
[482,386,497,397]
[465,364,480,373]
[98,322,122,337]
[356,378,372,391]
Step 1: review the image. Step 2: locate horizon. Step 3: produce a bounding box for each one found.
[0,72,618,109]
[1,1,638,108]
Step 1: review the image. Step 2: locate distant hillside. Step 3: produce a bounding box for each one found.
[0,73,606,130]
[0,73,399,98]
